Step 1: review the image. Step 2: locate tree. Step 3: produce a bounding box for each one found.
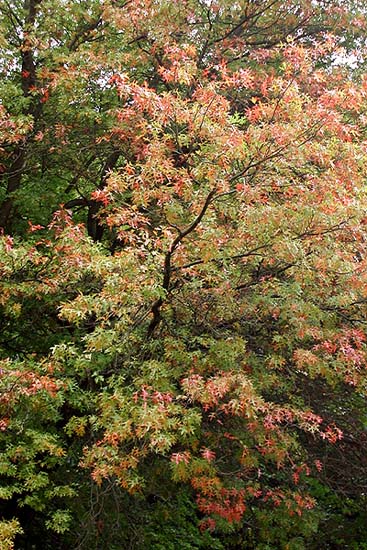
[1,1,367,548]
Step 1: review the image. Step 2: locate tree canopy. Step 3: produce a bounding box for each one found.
[1,1,367,548]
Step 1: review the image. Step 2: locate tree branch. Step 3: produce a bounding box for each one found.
[147,188,216,336]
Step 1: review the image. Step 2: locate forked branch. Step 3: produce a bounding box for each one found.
[147,188,216,336]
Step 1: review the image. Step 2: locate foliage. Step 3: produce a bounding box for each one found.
[0,519,23,550]
[1,0,367,548]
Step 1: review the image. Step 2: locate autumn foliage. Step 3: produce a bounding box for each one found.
[1,0,367,548]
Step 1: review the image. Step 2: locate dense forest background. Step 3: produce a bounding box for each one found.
[1,1,367,548]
